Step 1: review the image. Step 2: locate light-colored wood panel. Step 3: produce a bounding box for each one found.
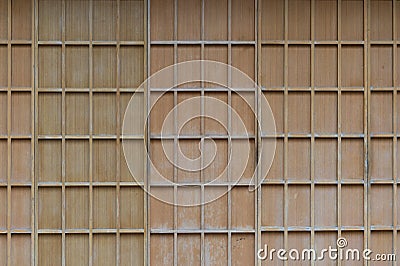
[204,46,228,87]
[65,0,89,40]
[204,92,228,134]
[38,187,62,229]
[150,0,174,41]
[341,92,364,134]
[150,234,173,265]
[65,187,89,229]
[371,45,393,87]
[0,235,5,266]
[288,92,310,133]
[371,92,392,133]
[370,0,392,41]
[315,185,337,226]
[93,234,116,265]
[177,91,201,135]
[203,139,228,183]
[231,187,255,229]
[341,45,364,87]
[371,185,393,226]
[177,234,201,265]
[93,93,116,135]
[288,185,310,226]
[341,0,364,41]
[38,46,61,88]
[11,140,31,183]
[177,0,201,41]
[93,140,117,182]
[150,139,174,183]
[230,139,255,183]
[65,140,89,182]
[12,0,32,40]
[261,0,284,40]
[315,139,337,181]
[65,93,89,135]
[0,46,7,87]
[231,234,254,266]
[315,92,337,134]
[288,0,310,40]
[264,138,283,180]
[11,45,31,87]
[0,93,5,135]
[120,234,144,265]
[38,140,61,182]
[149,187,174,229]
[176,139,201,183]
[288,139,311,180]
[93,187,116,229]
[261,185,284,226]
[370,138,392,180]
[120,0,144,41]
[341,185,364,226]
[204,0,228,40]
[231,92,255,135]
[38,93,62,135]
[204,234,228,266]
[11,187,31,229]
[314,232,336,266]
[93,0,117,41]
[263,91,284,134]
[231,0,255,41]
[38,0,61,41]
[204,187,228,229]
[66,234,89,265]
[261,45,284,88]
[315,0,337,41]
[0,141,5,182]
[121,139,144,182]
[288,45,310,87]
[93,46,117,88]
[0,188,6,228]
[342,139,364,180]
[150,92,174,134]
[120,187,144,229]
[0,0,6,40]
[232,45,255,84]
[177,187,201,229]
[11,92,31,135]
[120,46,144,88]
[11,234,30,266]
[315,45,337,87]
[65,46,89,88]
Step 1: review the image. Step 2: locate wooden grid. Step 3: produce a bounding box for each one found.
[148,0,258,265]
[0,0,35,265]
[259,0,370,265]
[0,0,399,265]
[34,0,146,265]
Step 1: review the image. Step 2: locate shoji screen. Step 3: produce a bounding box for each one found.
[149,0,257,264]
[36,0,146,265]
[0,0,35,265]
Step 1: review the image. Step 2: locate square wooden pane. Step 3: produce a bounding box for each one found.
[11,187,31,229]
[370,0,393,41]
[341,0,364,41]
[288,92,311,133]
[315,92,337,134]
[93,46,117,88]
[93,0,117,41]
[231,234,255,265]
[177,0,201,40]
[120,46,144,88]
[341,185,364,226]
[288,185,311,227]
[150,0,174,41]
[11,140,31,183]
[204,0,228,40]
[65,0,89,41]
[261,185,284,227]
[231,0,255,41]
[341,45,364,87]
[231,186,255,229]
[93,187,116,229]
[371,45,393,87]
[38,140,61,182]
[261,45,284,88]
[10,234,30,265]
[11,45,31,87]
[66,140,89,182]
[120,234,144,265]
[288,0,310,40]
[38,187,61,229]
[315,0,337,41]
[204,186,228,229]
[39,46,62,88]
[93,93,116,135]
[93,140,116,182]
[38,0,61,41]
[177,187,201,229]
[38,235,61,266]
[65,187,89,229]
[370,138,393,180]
[261,0,284,40]
[65,92,89,135]
[66,234,89,265]
[177,234,201,265]
[11,92,31,135]
[341,92,364,134]
[371,185,393,226]
[315,45,337,87]
[65,46,89,88]
[149,187,174,229]
[341,138,364,180]
[288,45,311,87]
[38,92,61,135]
[315,139,337,181]
[288,138,311,180]
[204,234,228,265]
[12,0,32,40]
[120,187,144,229]
[92,234,116,265]
[371,92,393,134]
[315,185,337,226]
[120,0,144,41]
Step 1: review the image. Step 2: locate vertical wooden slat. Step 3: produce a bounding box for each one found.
[88,1,93,265]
